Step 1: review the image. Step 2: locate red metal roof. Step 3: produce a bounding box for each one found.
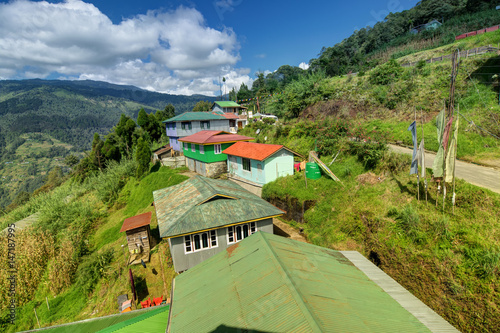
[120,211,152,232]
[222,141,286,161]
[154,146,172,155]
[179,130,254,144]
[213,112,239,119]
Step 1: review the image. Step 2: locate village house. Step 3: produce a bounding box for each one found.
[179,130,254,178]
[223,141,302,186]
[167,232,459,333]
[211,100,245,114]
[151,144,173,163]
[120,211,152,264]
[162,112,236,152]
[153,176,283,273]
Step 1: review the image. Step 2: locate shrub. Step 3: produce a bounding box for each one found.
[369,59,403,85]
[76,248,114,294]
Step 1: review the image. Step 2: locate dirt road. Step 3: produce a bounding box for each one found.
[389,144,500,194]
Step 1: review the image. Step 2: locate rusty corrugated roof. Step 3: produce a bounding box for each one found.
[178,130,254,144]
[169,232,456,333]
[120,211,152,232]
[153,176,283,238]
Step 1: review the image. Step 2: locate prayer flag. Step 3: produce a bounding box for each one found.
[445,117,459,183]
[432,109,446,178]
[417,139,425,178]
[407,121,418,175]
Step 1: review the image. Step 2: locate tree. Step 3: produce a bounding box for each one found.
[237,83,252,101]
[192,100,212,111]
[115,114,136,156]
[228,87,237,101]
[137,108,149,128]
[64,154,80,168]
[135,137,150,178]
[156,104,175,122]
[91,133,104,170]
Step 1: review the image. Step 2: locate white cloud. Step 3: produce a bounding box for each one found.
[0,0,249,95]
[299,62,309,70]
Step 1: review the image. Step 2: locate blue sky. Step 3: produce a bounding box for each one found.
[0,0,418,95]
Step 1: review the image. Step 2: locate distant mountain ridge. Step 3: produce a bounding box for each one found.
[0,79,216,150]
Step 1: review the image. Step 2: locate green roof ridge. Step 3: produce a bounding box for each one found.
[259,233,323,332]
[96,305,168,333]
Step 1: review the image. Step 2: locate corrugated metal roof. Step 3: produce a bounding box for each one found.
[178,130,254,144]
[222,141,300,161]
[162,112,226,123]
[169,232,451,333]
[22,306,168,333]
[218,112,239,119]
[153,176,283,238]
[120,212,152,232]
[213,101,241,107]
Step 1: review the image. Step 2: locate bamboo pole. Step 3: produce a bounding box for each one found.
[421,109,427,203]
[452,105,459,214]
[34,308,41,328]
[415,107,419,201]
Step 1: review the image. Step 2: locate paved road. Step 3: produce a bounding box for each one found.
[389,144,500,194]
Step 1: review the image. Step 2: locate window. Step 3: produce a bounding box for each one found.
[184,142,188,150]
[214,144,222,154]
[201,121,210,129]
[199,145,204,154]
[191,144,196,152]
[181,122,192,130]
[242,158,251,172]
[185,230,218,253]
[228,222,257,244]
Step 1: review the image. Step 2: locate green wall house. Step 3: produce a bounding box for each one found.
[167,232,459,333]
[153,176,283,273]
[179,130,254,178]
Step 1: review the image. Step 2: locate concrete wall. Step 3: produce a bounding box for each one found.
[264,150,294,183]
[186,157,228,178]
[160,156,186,168]
[169,219,273,273]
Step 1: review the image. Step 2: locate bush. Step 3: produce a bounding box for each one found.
[76,248,114,294]
[369,59,403,85]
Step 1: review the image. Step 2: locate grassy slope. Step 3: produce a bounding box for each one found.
[0,165,188,332]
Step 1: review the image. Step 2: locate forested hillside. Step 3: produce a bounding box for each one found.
[0,79,215,211]
[0,80,215,150]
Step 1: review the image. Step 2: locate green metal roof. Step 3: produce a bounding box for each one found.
[213,101,241,108]
[162,112,226,123]
[153,176,283,238]
[169,232,453,333]
[24,306,169,333]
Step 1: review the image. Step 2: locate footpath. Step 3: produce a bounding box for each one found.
[389,144,500,194]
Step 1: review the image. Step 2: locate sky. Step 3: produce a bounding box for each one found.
[0,0,419,96]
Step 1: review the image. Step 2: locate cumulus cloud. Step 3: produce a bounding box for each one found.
[299,62,309,70]
[0,0,252,95]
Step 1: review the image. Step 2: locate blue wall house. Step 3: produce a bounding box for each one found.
[162,112,235,152]
[153,176,284,273]
[223,141,302,186]
[179,131,254,178]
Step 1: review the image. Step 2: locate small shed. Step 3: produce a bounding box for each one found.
[120,211,152,254]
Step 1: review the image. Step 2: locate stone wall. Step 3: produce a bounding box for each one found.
[268,197,316,223]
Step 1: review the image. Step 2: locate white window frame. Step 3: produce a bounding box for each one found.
[199,145,204,154]
[214,144,222,154]
[227,222,257,244]
[184,230,218,254]
[191,143,196,152]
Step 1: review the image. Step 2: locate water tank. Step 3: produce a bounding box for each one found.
[306,162,321,179]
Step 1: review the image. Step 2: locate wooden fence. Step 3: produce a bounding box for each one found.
[401,45,499,68]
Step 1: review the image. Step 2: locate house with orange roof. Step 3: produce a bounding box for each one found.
[179,130,254,177]
[222,141,302,186]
